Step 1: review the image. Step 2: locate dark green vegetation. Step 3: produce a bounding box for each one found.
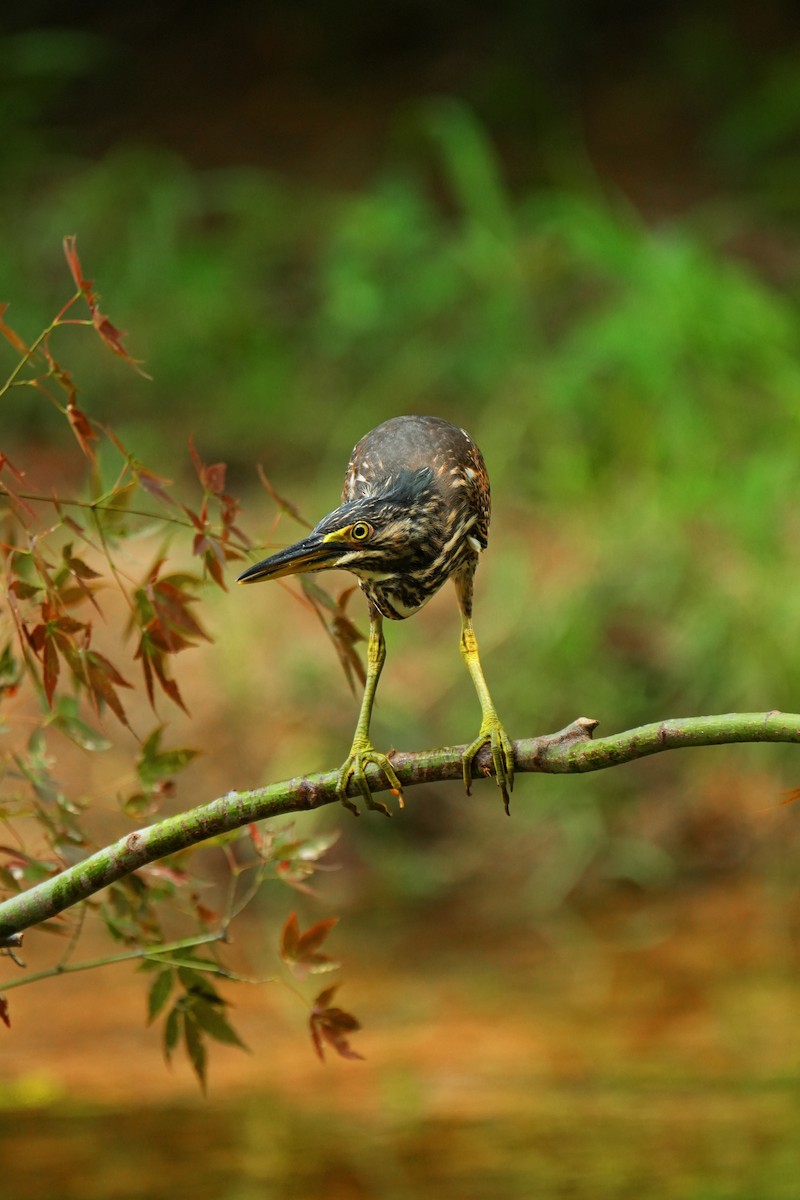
[1,5,800,1196]
[2,1083,799,1200]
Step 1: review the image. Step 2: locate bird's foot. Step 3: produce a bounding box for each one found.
[336,739,405,817]
[462,715,515,814]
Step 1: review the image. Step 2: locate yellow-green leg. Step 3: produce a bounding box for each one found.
[336,606,404,816]
[456,573,514,813]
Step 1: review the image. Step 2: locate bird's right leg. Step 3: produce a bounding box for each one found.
[336,607,404,816]
[454,568,515,813]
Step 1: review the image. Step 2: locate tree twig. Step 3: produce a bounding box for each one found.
[0,930,230,991]
[0,710,797,942]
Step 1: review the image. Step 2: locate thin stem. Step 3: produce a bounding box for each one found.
[57,899,87,971]
[4,488,196,530]
[0,929,228,992]
[0,294,87,403]
[1,321,65,396]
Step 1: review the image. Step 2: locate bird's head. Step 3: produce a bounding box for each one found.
[237,467,444,588]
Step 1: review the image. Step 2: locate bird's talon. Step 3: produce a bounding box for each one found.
[336,765,362,816]
[462,718,515,812]
[336,743,403,816]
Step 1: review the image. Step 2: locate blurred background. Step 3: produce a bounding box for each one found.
[2,1,800,1196]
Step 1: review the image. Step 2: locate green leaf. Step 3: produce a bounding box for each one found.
[177,963,222,999]
[122,791,153,818]
[294,831,341,861]
[0,643,22,693]
[299,576,340,612]
[183,1013,207,1091]
[147,968,175,1024]
[137,726,198,787]
[163,1003,182,1063]
[0,865,20,892]
[145,953,228,975]
[49,696,111,751]
[191,998,249,1051]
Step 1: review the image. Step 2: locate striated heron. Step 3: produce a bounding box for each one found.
[238,415,514,815]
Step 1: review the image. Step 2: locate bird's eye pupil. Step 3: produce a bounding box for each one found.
[352,522,371,540]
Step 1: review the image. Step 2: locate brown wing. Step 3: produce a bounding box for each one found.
[454,430,491,550]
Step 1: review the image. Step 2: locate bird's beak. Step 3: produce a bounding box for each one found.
[237,532,340,584]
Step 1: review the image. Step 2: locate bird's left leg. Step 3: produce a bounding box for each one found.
[455,570,515,813]
[336,605,404,816]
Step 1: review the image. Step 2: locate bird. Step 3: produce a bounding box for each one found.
[237,415,514,815]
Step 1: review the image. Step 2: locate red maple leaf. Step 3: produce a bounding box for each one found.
[280,912,339,978]
[309,986,363,1062]
[63,236,150,377]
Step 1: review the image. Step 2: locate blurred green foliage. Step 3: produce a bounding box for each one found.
[3,31,800,1187]
[2,59,799,920]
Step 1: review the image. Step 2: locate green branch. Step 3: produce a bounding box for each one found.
[0,710,797,943]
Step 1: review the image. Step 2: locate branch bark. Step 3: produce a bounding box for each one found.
[0,710,797,943]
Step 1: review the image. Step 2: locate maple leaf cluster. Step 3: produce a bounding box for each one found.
[280,911,363,1061]
[0,240,366,1077]
[1,240,254,731]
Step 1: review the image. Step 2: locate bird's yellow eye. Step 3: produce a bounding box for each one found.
[351,521,372,541]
